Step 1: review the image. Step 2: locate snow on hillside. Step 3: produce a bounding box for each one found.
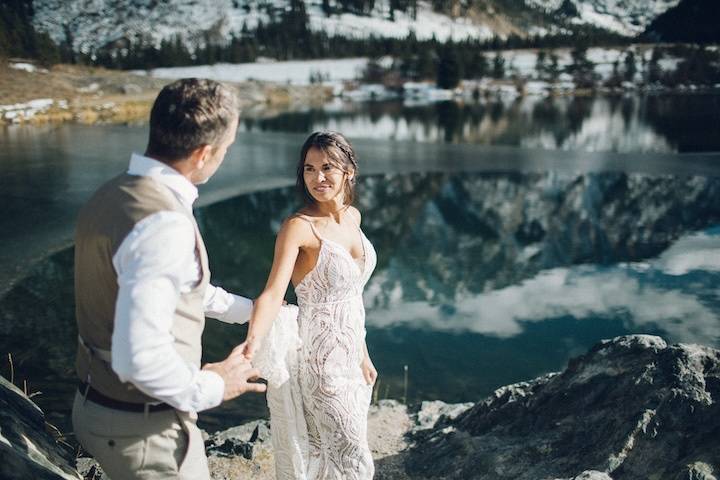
[524,0,681,36]
[304,3,494,41]
[137,45,685,87]
[33,0,494,55]
[140,57,370,86]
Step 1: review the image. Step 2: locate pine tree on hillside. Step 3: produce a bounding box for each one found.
[647,48,663,84]
[492,52,505,79]
[437,43,462,89]
[568,46,597,88]
[0,0,63,65]
[622,50,637,83]
[464,50,488,80]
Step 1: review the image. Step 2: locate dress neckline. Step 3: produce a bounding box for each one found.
[294,231,368,291]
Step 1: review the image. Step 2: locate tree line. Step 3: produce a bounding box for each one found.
[424,43,720,90]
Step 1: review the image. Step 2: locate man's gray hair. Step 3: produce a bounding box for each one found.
[146,78,239,162]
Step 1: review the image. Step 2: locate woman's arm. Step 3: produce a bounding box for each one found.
[240,217,307,359]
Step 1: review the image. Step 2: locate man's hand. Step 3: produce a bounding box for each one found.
[202,345,266,401]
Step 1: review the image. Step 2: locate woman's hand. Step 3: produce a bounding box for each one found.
[360,356,378,386]
[238,337,262,361]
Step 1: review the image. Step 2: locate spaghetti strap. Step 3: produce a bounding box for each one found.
[292,214,322,241]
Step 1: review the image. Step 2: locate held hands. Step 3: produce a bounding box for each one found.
[361,356,378,386]
[238,337,261,361]
[202,344,266,401]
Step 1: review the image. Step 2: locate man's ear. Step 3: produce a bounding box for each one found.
[189,144,213,169]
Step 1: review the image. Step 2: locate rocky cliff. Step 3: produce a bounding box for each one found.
[404,335,720,480]
[3,335,717,479]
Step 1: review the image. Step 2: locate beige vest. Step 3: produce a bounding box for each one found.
[74,173,209,403]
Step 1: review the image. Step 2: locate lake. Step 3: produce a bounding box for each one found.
[1,93,719,433]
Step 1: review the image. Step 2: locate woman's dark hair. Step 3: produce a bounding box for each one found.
[297,131,358,206]
[145,78,239,162]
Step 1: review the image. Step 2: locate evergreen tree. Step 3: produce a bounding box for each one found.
[363,58,386,83]
[492,52,505,79]
[605,59,622,88]
[417,46,436,80]
[647,47,663,84]
[437,43,462,89]
[0,0,64,65]
[568,46,596,88]
[622,50,637,83]
[547,52,560,82]
[535,50,547,80]
[464,50,488,79]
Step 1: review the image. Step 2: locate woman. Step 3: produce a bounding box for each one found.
[241,131,377,479]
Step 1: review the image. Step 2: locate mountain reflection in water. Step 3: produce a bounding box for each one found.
[241,95,720,153]
[202,170,720,407]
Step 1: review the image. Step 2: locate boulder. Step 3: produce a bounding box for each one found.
[405,335,720,479]
[0,375,81,479]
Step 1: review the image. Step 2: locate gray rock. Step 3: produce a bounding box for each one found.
[552,471,615,480]
[206,420,271,460]
[0,375,81,479]
[414,400,474,432]
[121,83,142,95]
[405,335,720,480]
[572,471,614,480]
[75,457,108,480]
[677,462,717,480]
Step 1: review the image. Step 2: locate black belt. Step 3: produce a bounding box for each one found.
[78,381,174,413]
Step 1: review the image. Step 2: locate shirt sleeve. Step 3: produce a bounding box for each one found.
[110,211,224,412]
[204,284,254,324]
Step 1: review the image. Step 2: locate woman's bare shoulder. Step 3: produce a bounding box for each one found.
[347,205,362,225]
[280,212,318,244]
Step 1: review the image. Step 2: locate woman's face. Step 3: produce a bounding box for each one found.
[303,147,351,204]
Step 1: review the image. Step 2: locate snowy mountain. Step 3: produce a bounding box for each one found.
[32,0,682,55]
[524,0,681,36]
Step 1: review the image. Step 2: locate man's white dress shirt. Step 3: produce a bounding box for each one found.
[110,153,253,413]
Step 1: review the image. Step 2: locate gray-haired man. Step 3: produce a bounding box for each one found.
[72,78,265,479]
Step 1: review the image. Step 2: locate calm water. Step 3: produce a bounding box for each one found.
[1,94,720,433]
[241,94,720,153]
[200,172,720,425]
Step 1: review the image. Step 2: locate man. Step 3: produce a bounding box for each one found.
[72,78,265,479]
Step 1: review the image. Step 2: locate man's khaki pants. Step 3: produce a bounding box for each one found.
[72,392,209,480]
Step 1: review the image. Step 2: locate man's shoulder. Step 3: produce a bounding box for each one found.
[88,174,179,212]
[77,173,187,240]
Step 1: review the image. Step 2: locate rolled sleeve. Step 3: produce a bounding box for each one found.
[204,284,254,324]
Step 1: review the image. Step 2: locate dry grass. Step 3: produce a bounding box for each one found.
[0,62,334,126]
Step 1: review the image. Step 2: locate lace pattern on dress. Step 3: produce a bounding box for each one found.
[255,214,377,479]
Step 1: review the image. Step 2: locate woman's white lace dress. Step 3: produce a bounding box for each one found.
[254,218,377,480]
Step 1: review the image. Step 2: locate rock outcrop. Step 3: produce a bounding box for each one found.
[4,335,719,480]
[0,375,80,479]
[404,335,720,480]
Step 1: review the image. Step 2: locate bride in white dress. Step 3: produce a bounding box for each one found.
[240,131,378,479]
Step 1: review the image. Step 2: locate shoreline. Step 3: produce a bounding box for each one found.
[0,63,334,126]
[4,61,720,128]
